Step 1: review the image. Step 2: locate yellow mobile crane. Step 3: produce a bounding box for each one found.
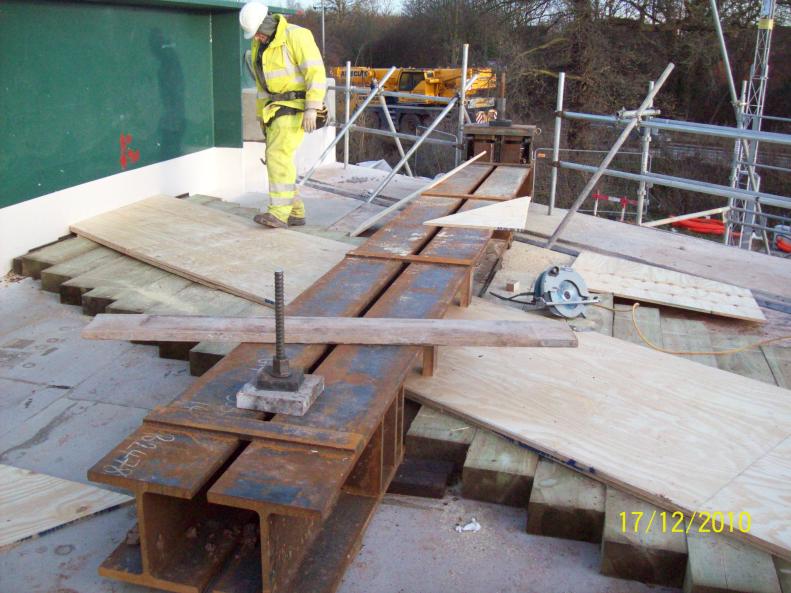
[330,66,498,132]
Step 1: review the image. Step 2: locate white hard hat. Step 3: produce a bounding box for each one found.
[239,2,269,40]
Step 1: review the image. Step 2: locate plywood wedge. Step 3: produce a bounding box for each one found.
[424,196,531,231]
[0,465,132,546]
[572,251,765,322]
[70,195,351,306]
[405,298,791,560]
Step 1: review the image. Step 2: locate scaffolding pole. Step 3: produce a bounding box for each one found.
[545,63,675,249]
[298,67,397,188]
[346,125,456,146]
[557,161,791,209]
[378,95,414,177]
[548,72,565,215]
[636,80,654,225]
[456,44,469,167]
[366,95,459,204]
[343,61,351,168]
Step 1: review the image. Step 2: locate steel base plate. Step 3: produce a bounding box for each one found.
[236,374,325,416]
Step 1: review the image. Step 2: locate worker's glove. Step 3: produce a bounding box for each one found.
[303,109,318,133]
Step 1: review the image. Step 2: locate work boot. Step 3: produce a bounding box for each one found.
[253,212,288,229]
[287,216,306,227]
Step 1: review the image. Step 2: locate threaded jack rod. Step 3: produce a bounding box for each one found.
[270,270,290,377]
[274,270,285,360]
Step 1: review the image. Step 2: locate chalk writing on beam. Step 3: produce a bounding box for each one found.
[102,432,176,478]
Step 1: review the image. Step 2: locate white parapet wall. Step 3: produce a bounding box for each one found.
[1,85,337,273]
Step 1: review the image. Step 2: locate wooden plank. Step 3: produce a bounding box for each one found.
[39,247,121,293]
[61,257,169,310]
[643,206,731,228]
[764,347,791,388]
[572,251,765,322]
[405,298,791,560]
[711,334,777,384]
[203,199,246,213]
[16,236,99,279]
[462,429,538,507]
[613,304,662,346]
[146,291,263,360]
[69,195,351,306]
[601,488,687,587]
[775,556,791,593]
[0,464,132,546]
[81,313,578,347]
[184,194,221,206]
[662,315,718,368]
[424,197,531,232]
[472,164,529,196]
[105,275,194,314]
[387,457,454,499]
[568,292,615,336]
[189,341,237,376]
[405,406,476,468]
[421,192,513,201]
[684,527,782,593]
[526,458,605,543]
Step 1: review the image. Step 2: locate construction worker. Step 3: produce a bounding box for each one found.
[239,2,327,228]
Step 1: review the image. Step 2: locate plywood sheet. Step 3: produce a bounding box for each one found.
[572,251,765,322]
[0,465,132,546]
[424,197,531,231]
[405,298,791,559]
[524,203,791,301]
[70,196,351,306]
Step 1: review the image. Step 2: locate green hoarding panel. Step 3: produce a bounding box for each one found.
[0,0,219,207]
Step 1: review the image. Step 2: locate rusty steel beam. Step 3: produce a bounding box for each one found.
[88,162,521,593]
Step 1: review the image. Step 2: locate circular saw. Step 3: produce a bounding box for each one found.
[533,266,598,318]
[490,265,599,319]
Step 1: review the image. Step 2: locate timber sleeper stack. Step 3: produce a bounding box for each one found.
[85,163,534,592]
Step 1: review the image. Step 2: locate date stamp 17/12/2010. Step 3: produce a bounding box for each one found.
[620,510,751,534]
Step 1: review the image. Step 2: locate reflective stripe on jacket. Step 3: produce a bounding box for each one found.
[252,15,326,124]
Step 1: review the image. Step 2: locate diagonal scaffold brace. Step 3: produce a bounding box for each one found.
[545,62,675,249]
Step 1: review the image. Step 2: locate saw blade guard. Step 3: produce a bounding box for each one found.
[534,266,594,318]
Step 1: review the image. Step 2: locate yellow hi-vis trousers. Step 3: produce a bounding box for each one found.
[264,111,305,223]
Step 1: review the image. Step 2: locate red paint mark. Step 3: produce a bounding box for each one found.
[119,133,140,170]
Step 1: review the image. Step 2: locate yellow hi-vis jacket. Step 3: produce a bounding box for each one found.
[252,15,326,124]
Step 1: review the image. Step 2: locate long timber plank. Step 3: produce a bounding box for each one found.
[39,247,121,293]
[61,257,169,308]
[89,163,500,593]
[405,297,791,561]
[14,236,99,279]
[82,313,577,348]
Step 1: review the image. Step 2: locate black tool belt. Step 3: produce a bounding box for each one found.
[265,104,329,130]
[269,91,306,101]
[268,106,301,122]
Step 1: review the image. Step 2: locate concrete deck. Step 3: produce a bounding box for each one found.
[0,273,678,593]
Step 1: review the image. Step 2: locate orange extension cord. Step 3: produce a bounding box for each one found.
[594,302,791,356]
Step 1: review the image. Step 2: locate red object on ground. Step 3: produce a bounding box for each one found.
[672,217,742,238]
[777,235,791,253]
